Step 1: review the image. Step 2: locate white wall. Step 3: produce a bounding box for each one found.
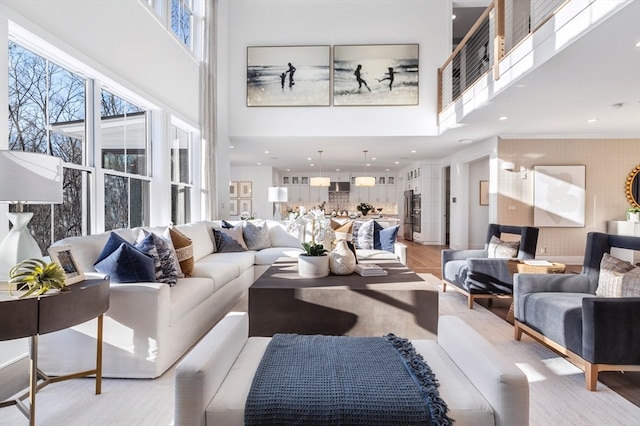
[220,0,450,140]
[468,157,490,248]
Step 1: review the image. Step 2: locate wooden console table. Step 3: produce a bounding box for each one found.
[0,277,110,426]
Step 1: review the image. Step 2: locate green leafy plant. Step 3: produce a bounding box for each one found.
[9,258,67,298]
[627,207,640,213]
[302,241,328,256]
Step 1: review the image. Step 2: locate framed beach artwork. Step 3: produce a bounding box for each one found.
[247,45,331,107]
[533,165,586,227]
[333,44,419,106]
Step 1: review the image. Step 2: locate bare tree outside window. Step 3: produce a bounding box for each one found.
[8,42,88,254]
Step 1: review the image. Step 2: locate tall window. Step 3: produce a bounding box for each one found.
[100,90,151,230]
[170,124,192,225]
[171,0,193,48]
[7,42,90,254]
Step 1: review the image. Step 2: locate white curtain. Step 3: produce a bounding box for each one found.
[200,0,218,219]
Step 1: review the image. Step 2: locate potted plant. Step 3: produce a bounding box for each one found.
[627,207,640,222]
[8,258,67,298]
[357,202,374,216]
[295,207,331,278]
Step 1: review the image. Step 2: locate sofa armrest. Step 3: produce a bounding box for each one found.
[437,315,529,426]
[174,312,249,426]
[582,297,640,365]
[514,273,591,296]
[441,249,487,264]
[466,258,512,285]
[108,281,171,332]
[394,242,407,265]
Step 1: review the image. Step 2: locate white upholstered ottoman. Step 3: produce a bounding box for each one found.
[174,312,529,426]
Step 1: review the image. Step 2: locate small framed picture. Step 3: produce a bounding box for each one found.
[388,176,395,185]
[48,245,84,285]
[283,176,290,185]
[479,180,489,206]
[301,176,309,185]
[239,199,252,214]
[292,177,299,184]
[229,199,239,216]
[239,181,252,198]
[379,177,385,185]
[229,181,238,197]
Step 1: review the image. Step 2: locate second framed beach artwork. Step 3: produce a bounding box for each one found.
[247,45,331,107]
[333,44,419,106]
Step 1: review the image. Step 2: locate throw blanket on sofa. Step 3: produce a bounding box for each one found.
[245,333,452,426]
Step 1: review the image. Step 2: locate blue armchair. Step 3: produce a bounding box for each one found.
[441,224,539,309]
[514,232,640,390]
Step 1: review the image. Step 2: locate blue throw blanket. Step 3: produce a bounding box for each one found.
[245,333,453,426]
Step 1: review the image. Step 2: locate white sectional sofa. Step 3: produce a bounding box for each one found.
[37,219,406,379]
[174,312,529,426]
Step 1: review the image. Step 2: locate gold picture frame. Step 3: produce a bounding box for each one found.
[239,181,252,198]
[48,244,85,285]
[479,180,489,206]
[229,181,238,198]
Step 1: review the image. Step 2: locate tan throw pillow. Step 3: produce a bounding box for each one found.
[334,221,353,241]
[596,253,637,297]
[487,235,519,258]
[166,226,194,277]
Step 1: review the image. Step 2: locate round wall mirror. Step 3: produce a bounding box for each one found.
[626,165,640,208]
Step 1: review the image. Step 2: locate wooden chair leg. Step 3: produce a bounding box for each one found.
[514,322,523,340]
[468,295,474,309]
[442,282,447,292]
[585,362,598,391]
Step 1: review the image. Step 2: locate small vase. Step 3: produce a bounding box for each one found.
[628,211,640,222]
[329,240,357,275]
[298,255,329,278]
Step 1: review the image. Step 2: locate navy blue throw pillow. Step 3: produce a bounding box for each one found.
[95,232,132,265]
[373,221,385,250]
[94,242,156,283]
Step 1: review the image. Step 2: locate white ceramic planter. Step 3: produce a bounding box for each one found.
[298,255,329,278]
[329,240,356,275]
[627,211,640,222]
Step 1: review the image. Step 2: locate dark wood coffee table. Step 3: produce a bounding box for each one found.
[249,257,437,338]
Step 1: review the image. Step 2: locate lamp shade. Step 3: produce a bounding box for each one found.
[0,150,63,204]
[310,176,331,187]
[355,176,376,187]
[267,187,288,202]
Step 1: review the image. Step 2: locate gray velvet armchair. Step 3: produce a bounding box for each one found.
[441,224,539,309]
[514,232,640,390]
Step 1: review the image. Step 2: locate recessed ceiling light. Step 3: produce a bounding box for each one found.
[411,150,416,153]
[394,161,400,164]
[229,145,234,149]
[386,169,390,172]
[371,157,377,160]
[257,162,262,165]
[264,150,269,154]
[499,116,509,120]
[586,118,598,123]
[310,163,315,167]
[286,168,290,172]
[636,41,640,47]
[452,14,456,20]
[335,168,340,172]
[307,157,312,161]
[459,138,473,144]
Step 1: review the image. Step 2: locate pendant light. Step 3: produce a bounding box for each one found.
[354,150,375,187]
[310,150,330,187]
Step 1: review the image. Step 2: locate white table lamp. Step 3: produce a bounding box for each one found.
[267,187,288,220]
[0,150,63,280]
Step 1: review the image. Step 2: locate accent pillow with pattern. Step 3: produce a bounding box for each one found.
[353,219,375,250]
[135,229,180,286]
[596,253,638,297]
[243,220,271,251]
[164,226,194,277]
[487,235,519,258]
[214,224,249,253]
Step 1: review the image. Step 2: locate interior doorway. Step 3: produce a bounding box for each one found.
[444,166,450,246]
